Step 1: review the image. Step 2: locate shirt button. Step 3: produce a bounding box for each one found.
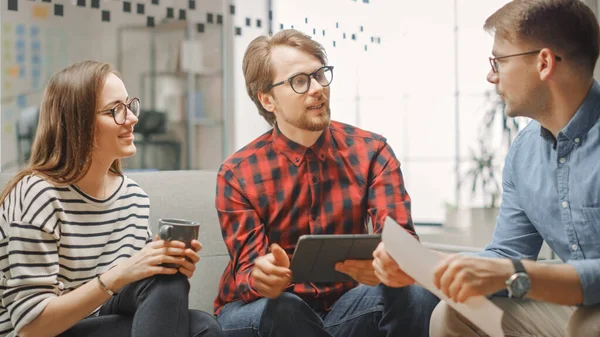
[575,138,581,144]
[312,176,318,183]
[562,201,569,208]
[571,244,579,251]
[559,157,566,164]
[295,157,299,162]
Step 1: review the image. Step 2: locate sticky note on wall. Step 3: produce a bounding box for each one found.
[8,65,19,78]
[33,5,50,19]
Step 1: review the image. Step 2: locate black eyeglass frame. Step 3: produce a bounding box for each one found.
[268,65,334,94]
[97,97,141,125]
[489,50,562,73]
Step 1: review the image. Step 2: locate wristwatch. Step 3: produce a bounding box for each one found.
[505,259,531,299]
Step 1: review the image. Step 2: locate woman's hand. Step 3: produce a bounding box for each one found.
[177,240,203,278]
[104,239,190,291]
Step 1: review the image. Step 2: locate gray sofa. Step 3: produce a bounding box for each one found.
[1,170,509,316]
[0,170,228,315]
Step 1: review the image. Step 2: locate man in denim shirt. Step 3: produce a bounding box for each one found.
[373,1,600,336]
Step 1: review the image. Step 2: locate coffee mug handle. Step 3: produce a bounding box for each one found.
[158,225,173,241]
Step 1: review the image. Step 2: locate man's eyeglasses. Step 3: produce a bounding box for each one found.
[97,98,141,125]
[489,50,562,73]
[269,66,334,94]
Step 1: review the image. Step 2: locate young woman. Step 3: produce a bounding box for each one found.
[0,61,223,337]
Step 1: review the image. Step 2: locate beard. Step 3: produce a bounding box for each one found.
[283,105,331,132]
[502,84,550,119]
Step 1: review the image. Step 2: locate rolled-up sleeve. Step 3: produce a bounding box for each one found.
[567,259,600,306]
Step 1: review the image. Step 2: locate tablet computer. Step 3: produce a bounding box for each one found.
[290,234,381,283]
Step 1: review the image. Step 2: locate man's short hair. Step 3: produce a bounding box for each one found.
[485,0,600,76]
[242,29,328,125]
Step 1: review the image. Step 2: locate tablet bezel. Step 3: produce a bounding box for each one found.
[289,234,381,283]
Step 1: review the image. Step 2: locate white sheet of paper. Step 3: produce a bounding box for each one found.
[382,217,505,337]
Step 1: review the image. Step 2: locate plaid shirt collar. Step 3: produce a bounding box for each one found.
[271,122,330,166]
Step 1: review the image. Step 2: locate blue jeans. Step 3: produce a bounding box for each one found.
[59,274,223,337]
[217,284,439,337]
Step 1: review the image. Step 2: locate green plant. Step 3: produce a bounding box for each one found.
[462,90,522,208]
[462,137,501,208]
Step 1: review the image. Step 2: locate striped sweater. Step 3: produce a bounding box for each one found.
[0,174,150,337]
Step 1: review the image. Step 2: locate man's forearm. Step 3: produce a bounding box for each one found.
[524,260,583,305]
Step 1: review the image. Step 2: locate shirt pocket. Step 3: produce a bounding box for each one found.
[580,207,600,255]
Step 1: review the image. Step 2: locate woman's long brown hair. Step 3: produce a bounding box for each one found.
[0,60,123,204]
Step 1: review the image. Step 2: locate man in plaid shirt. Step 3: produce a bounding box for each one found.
[214,29,439,337]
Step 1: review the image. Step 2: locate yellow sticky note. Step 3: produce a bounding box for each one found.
[3,24,11,33]
[32,5,50,19]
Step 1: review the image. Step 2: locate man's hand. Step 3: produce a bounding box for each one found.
[372,242,415,288]
[252,243,292,299]
[433,254,513,303]
[335,260,380,286]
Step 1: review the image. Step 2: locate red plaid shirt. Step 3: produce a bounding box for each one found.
[214,120,417,315]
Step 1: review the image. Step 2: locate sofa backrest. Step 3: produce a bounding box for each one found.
[0,170,229,314]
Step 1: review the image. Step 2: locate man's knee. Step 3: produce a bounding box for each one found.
[264,292,312,318]
[429,301,468,337]
[382,284,439,315]
[568,306,600,337]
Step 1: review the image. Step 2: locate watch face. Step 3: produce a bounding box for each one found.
[512,273,531,298]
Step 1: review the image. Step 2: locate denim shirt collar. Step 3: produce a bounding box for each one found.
[540,80,600,145]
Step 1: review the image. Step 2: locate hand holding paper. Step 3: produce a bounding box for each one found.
[433,253,514,304]
[381,217,505,337]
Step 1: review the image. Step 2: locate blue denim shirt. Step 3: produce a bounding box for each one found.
[479,80,600,306]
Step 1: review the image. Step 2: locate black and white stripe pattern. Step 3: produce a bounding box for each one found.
[0,175,150,337]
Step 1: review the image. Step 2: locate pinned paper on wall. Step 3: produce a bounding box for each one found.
[4,124,15,135]
[31,24,42,89]
[17,95,27,109]
[8,66,19,78]
[3,46,12,62]
[33,5,50,19]
[15,25,25,36]
[31,26,40,38]
[15,39,25,51]
[2,108,15,122]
